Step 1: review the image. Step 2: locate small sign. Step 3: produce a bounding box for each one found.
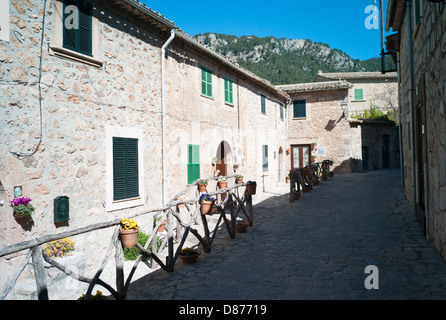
[14,186,22,198]
[318,148,325,155]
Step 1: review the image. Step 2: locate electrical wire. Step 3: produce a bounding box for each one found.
[9,0,47,160]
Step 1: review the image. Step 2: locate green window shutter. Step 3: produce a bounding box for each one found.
[262,145,268,171]
[354,89,364,101]
[261,95,266,114]
[224,79,233,104]
[63,0,92,56]
[415,0,421,25]
[187,144,200,184]
[293,100,306,118]
[113,137,139,201]
[201,68,212,97]
[280,104,284,120]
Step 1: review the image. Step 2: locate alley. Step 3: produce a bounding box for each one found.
[126,169,446,300]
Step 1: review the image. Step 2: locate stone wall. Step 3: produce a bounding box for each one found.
[0,0,168,299]
[396,2,446,258]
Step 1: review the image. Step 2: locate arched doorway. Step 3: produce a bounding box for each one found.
[216,141,232,176]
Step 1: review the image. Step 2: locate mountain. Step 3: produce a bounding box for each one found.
[194,33,394,85]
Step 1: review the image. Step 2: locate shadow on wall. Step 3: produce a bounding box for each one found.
[332,157,363,174]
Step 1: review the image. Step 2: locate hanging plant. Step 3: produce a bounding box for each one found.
[10,197,34,218]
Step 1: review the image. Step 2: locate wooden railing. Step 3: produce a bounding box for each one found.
[289,160,333,203]
[0,174,255,300]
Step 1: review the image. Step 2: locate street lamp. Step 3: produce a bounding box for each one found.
[341,100,348,119]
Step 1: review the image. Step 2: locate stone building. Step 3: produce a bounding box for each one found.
[0,0,287,299]
[278,78,400,175]
[315,71,399,119]
[385,0,446,258]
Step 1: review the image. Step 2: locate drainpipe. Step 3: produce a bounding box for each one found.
[397,51,404,186]
[161,30,176,206]
[406,1,417,217]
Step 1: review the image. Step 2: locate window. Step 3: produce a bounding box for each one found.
[261,95,266,114]
[113,137,139,201]
[280,103,284,120]
[354,88,364,101]
[187,144,200,184]
[224,79,233,104]
[293,100,306,118]
[106,126,144,211]
[63,0,92,56]
[262,145,268,171]
[201,67,212,97]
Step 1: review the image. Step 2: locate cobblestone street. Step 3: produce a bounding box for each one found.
[126,169,446,300]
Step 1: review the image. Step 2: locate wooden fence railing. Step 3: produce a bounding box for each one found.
[0,174,255,300]
[289,160,333,203]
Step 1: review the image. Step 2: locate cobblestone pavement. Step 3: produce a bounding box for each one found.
[126,169,446,300]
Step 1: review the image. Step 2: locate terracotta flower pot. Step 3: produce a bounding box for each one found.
[200,200,214,215]
[246,184,256,195]
[198,183,207,193]
[157,220,166,232]
[120,227,139,248]
[179,249,201,264]
[235,178,243,184]
[218,181,227,189]
[236,221,250,233]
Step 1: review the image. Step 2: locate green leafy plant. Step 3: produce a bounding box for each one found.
[123,231,163,261]
[197,179,208,185]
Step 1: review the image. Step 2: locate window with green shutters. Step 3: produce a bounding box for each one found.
[261,95,266,114]
[187,144,200,184]
[113,137,139,201]
[224,78,233,104]
[262,145,268,171]
[63,0,92,56]
[354,88,364,101]
[201,67,212,97]
[293,100,306,118]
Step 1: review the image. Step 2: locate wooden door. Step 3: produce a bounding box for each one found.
[216,141,226,176]
[291,144,311,170]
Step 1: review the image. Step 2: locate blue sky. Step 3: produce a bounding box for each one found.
[141,0,391,61]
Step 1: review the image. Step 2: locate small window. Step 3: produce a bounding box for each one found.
[187,144,200,184]
[63,0,93,56]
[280,103,284,120]
[262,145,268,171]
[201,67,212,97]
[113,137,139,201]
[261,95,266,114]
[293,100,306,118]
[354,88,364,101]
[224,78,233,104]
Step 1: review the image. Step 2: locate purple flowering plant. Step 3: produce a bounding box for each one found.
[10,197,35,216]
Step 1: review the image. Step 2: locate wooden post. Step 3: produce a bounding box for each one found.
[31,246,49,300]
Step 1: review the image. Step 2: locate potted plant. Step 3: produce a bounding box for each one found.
[246,181,257,195]
[154,215,166,232]
[197,179,207,193]
[42,238,75,258]
[119,218,139,248]
[218,177,227,189]
[10,197,34,219]
[235,175,244,184]
[311,155,317,163]
[179,247,201,264]
[311,142,317,151]
[199,193,215,215]
[235,220,250,233]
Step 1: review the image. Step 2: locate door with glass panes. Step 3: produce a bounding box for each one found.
[291,144,311,169]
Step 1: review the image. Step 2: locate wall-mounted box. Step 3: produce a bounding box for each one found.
[54,196,69,223]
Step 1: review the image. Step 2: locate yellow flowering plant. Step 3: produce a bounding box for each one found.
[120,218,138,230]
[180,247,196,256]
[42,238,75,258]
[78,290,105,300]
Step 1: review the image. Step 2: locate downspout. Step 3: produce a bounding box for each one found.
[397,51,404,186]
[161,30,176,206]
[406,1,417,217]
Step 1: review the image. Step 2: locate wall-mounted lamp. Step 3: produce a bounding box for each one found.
[341,100,348,118]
